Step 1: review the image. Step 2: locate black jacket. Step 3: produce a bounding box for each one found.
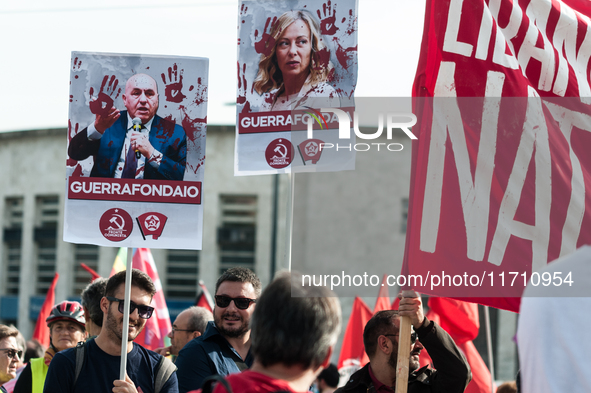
[336,318,471,393]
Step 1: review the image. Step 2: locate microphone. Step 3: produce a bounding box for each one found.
[132,117,142,159]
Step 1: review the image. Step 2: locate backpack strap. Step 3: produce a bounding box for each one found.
[200,375,233,393]
[73,341,86,388]
[154,356,177,393]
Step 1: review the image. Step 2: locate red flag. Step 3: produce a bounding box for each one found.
[460,340,495,393]
[373,275,391,313]
[195,281,214,312]
[338,296,373,375]
[427,298,493,392]
[80,263,101,281]
[428,297,479,345]
[32,273,59,347]
[403,0,591,312]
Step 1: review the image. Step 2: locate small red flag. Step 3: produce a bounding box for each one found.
[80,263,101,281]
[32,273,59,347]
[195,281,214,312]
[338,297,373,373]
[373,274,391,313]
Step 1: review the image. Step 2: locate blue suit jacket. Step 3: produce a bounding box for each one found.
[69,111,187,180]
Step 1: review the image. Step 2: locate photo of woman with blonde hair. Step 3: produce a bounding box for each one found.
[253,9,339,111]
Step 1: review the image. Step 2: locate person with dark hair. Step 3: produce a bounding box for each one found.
[155,306,213,357]
[0,325,21,393]
[23,341,44,365]
[15,301,87,393]
[80,278,108,339]
[315,364,340,393]
[336,294,471,393]
[44,269,177,393]
[176,267,261,392]
[197,271,341,393]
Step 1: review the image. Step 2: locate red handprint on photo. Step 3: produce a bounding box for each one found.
[342,8,357,36]
[254,16,277,56]
[72,57,82,70]
[237,62,248,105]
[333,37,357,70]
[89,75,121,116]
[317,1,339,35]
[161,63,186,103]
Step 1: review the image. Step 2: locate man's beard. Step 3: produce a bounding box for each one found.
[214,310,249,338]
[106,306,143,342]
[388,347,421,372]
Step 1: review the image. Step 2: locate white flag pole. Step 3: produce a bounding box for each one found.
[484,306,495,393]
[285,172,295,271]
[119,247,134,381]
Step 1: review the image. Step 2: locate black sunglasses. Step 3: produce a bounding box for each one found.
[214,295,256,310]
[106,296,154,319]
[0,348,22,360]
[384,331,418,344]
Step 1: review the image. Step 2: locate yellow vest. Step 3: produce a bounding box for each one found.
[31,357,48,393]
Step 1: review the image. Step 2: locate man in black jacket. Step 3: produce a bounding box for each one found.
[336,295,471,393]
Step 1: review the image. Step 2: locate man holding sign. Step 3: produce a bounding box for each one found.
[44,270,177,393]
[68,73,187,181]
[336,295,470,393]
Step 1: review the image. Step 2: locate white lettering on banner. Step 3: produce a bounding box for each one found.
[489,87,551,270]
[545,102,591,258]
[69,181,200,200]
[444,0,591,98]
[443,0,473,57]
[420,62,503,262]
[518,1,554,92]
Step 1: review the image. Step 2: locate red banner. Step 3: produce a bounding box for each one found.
[405,0,591,311]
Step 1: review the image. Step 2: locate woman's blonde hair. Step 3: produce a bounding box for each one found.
[253,10,331,95]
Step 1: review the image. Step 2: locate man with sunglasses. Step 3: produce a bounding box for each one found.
[176,267,261,393]
[44,269,178,393]
[0,325,21,393]
[336,294,471,393]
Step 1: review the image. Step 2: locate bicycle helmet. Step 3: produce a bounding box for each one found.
[46,300,86,329]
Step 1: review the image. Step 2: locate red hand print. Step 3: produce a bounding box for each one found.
[254,17,277,56]
[237,62,248,105]
[317,0,339,35]
[161,63,186,103]
[341,9,357,36]
[72,57,82,70]
[314,47,331,71]
[68,119,80,142]
[89,75,121,116]
[333,37,357,70]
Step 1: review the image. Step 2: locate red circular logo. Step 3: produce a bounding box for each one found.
[265,138,293,169]
[99,208,133,242]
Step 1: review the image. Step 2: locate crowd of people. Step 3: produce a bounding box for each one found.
[0,267,525,393]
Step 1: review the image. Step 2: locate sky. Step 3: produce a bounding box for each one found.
[0,0,426,132]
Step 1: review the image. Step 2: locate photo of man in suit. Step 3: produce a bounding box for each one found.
[68,73,187,181]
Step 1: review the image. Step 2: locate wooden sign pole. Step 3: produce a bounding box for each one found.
[395,290,416,393]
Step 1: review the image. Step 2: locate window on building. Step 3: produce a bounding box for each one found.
[72,244,99,296]
[401,197,409,233]
[35,196,58,295]
[217,195,257,275]
[166,250,199,299]
[3,198,23,295]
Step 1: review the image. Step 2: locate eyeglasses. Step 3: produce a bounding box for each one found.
[384,331,418,344]
[214,295,256,310]
[170,327,196,335]
[106,296,154,319]
[0,348,22,360]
